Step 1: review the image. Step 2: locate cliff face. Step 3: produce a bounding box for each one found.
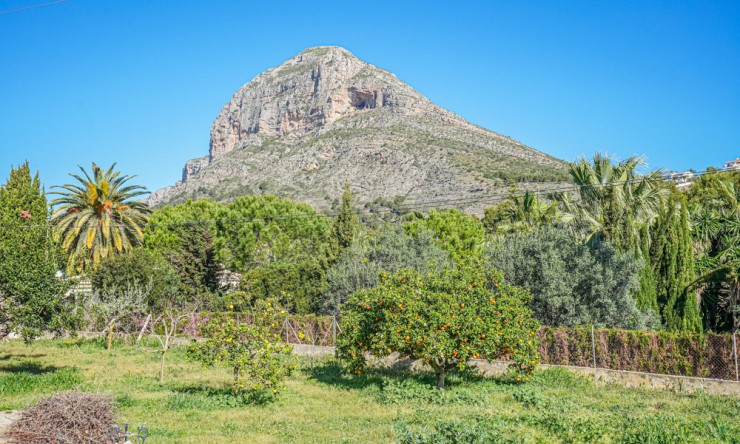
[149,46,568,213]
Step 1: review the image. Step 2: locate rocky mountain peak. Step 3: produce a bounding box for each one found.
[207,45,434,161]
[150,46,568,213]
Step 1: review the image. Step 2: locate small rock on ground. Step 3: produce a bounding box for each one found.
[0,411,20,444]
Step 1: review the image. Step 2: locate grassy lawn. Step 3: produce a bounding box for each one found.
[1,338,739,443]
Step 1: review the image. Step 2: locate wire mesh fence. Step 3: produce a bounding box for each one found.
[174,312,341,347]
[538,326,739,382]
[89,313,740,383]
[224,315,740,382]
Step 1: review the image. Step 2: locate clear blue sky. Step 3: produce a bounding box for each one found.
[1,0,738,193]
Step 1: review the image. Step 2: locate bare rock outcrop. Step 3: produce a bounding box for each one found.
[149,46,568,213]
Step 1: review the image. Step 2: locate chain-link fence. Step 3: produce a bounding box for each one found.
[538,326,739,382]
[95,313,740,383]
[273,317,740,383]
[174,312,341,347]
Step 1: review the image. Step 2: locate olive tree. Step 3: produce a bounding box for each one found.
[487,227,660,329]
[87,282,149,349]
[323,224,450,314]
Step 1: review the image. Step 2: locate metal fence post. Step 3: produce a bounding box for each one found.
[591,325,597,368]
[283,316,289,344]
[332,316,337,346]
[733,332,739,382]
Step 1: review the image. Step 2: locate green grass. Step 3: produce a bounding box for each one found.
[1,339,738,443]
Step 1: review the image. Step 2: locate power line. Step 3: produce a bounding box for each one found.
[0,167,736,230]
[0,0,67,15]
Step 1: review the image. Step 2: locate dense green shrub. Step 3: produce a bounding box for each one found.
[0,163,78,341]
[404,209,486,265]
[323,224,450,314]
[187,300,295,399]
[240,259,326,314]
[91,248,180,309]
[488,227,659,329]
[337,266,540,388]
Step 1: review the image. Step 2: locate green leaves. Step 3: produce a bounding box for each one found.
[336,266,540,388]
[651,196,701,332]
[686,170,740,332]
[0,162,79,341]
[555,153,666,250]
[50,163,150,274]
[483,190,559,236]
[187,300,295,397]
[488,227,660,330]
[404,209,486,265]
[323,223,451,315]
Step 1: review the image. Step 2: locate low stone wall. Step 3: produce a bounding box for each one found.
[542,364,740,396]
[294,344,740,396]
[291,343,334,357]
[463,359,740,396]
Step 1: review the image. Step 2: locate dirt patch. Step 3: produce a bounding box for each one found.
[0,411,21,444]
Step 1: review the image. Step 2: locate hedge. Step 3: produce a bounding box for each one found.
[538,326,738,380]
[120,313,740,381]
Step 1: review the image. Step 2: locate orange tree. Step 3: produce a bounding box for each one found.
[336,266,540,388]
[187,300,295,399]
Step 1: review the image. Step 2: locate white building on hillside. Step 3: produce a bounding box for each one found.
[664,170,695,189]
[723,158,740,171]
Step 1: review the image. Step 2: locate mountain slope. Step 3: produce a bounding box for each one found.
[149,46,568,213]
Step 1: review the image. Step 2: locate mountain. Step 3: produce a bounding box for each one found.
[148,46,568,213]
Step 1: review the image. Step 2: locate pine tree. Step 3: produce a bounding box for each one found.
[0,163,76,340]
[651,195,701,331]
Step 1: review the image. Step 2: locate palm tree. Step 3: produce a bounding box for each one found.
[50,163,150,274]
[485,190,559,235]
[555,153,665,250]
[689,180,740,331]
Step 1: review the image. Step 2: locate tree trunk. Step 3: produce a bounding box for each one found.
[107,323,114,350]
[136,314,152,345]
[435,371,446,389]
[160,349,167,382]
[233,365,241,388]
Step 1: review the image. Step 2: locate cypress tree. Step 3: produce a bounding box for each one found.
[676,203,702,331]
[651,195,701,332]
[0,163,74,340]
[635,224,659,313]
[330,184,359,257]
[168,222,220,298]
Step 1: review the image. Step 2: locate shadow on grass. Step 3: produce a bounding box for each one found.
[304,359,502,392]
[0,365,82,402]
[0,361,66,375]
[0,353,47,361]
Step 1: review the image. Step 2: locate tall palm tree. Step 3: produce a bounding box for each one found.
[50,163,150,274]
[555,153,665,250]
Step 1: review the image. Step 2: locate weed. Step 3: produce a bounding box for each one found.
[620,415,693,444]
[378,376,486,406]
[512,386,547,408]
